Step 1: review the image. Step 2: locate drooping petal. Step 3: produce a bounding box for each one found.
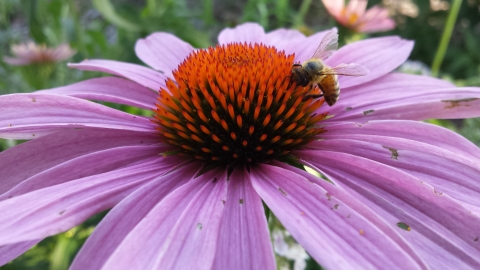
[135,32,194,77]
[103,169,227,270]
[360,6,395,33]
[321,120,480,160]
[299,150,480,269]
[272,161,427,268]
[0,93,154,139]
[70,162,201,270]
[0,145,164,201]
[328,87,480,121]
[0,240,41,266]
[321,73,454,115]
[326,36,414,88]
[251,164,423,269]
[68,60,167,91]
[218,23,265,45]
[36,77,157,109]
[0,128,159,195]
[322,0,345,16]
[0,157,181,245]
[304,138,480,214]
[212,168,275,270]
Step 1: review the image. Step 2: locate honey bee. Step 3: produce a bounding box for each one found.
[291,29,369,106]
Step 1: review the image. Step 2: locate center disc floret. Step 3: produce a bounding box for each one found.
[153,43,326,168]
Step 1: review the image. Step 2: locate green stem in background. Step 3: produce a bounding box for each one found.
[202,0,214,26]
[294,0,312,27]
[431,0,463,77]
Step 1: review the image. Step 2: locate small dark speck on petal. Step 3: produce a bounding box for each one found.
[363,109,374,115]
[434,188,443,195]
[222,200,226,205]
[212,177,218,183]
[325,192,331,201]
[333,204,339,210]
[239,199,244,204]
[278,187,287,196]
[359,229,364,235]
[474,237,479,242]
[197,223,202,230]
[32,98,36,102]
[397,222,411,231]
[345,107,352,111]
[382,146,399,160]
[59,210,66,215]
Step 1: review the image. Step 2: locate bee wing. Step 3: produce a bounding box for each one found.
[311,29,339,60]
[321,63,370,76]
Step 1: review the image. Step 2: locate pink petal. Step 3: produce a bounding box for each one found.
[346,0,367,16]
[328,87,480,121]
[305,138,480,214]
[251,164,423,269]
[218,22,265,45]
[326,36,414,88]
[68,59,167,91]
[212,168,275,269]
[0,240,41,266]
[103,169,227,270]
[135,32,194,77]
[0,145,164,201]
[70,162,201,270]
[320,73,454,115]
[0,128,159,196]
[321,0,344,15]
[272,160,427,267]
[2,56,32,66]
[360,18,396,33]
[36,77,158,109]
[322,120,480,160]
[299,150,480,269]
[0,157,180,245]
[263,28,306,53]
[360,5,394,33]
[0,93,154,139]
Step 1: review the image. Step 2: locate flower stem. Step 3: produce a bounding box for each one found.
[431,0,463,77]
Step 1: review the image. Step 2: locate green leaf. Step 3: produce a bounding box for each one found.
[92,0,141,32]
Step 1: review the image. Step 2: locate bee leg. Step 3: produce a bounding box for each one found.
[292,63,302,67]
[302,94,324,102]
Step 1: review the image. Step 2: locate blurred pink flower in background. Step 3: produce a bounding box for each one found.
[322,0,396,33]
[3,42,76,66]
[0,23,480,269]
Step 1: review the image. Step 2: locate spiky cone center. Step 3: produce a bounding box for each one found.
[153,43,327,168]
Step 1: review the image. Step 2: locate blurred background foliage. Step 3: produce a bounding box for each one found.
[0,0,479,269]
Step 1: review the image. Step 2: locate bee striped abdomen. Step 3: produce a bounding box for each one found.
[318,74,339,106]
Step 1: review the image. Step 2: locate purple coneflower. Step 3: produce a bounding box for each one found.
[3,42,76,66]
[1,22,480,269]
[322,0,396,33]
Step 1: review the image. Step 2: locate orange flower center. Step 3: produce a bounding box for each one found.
[153,43,327,168]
